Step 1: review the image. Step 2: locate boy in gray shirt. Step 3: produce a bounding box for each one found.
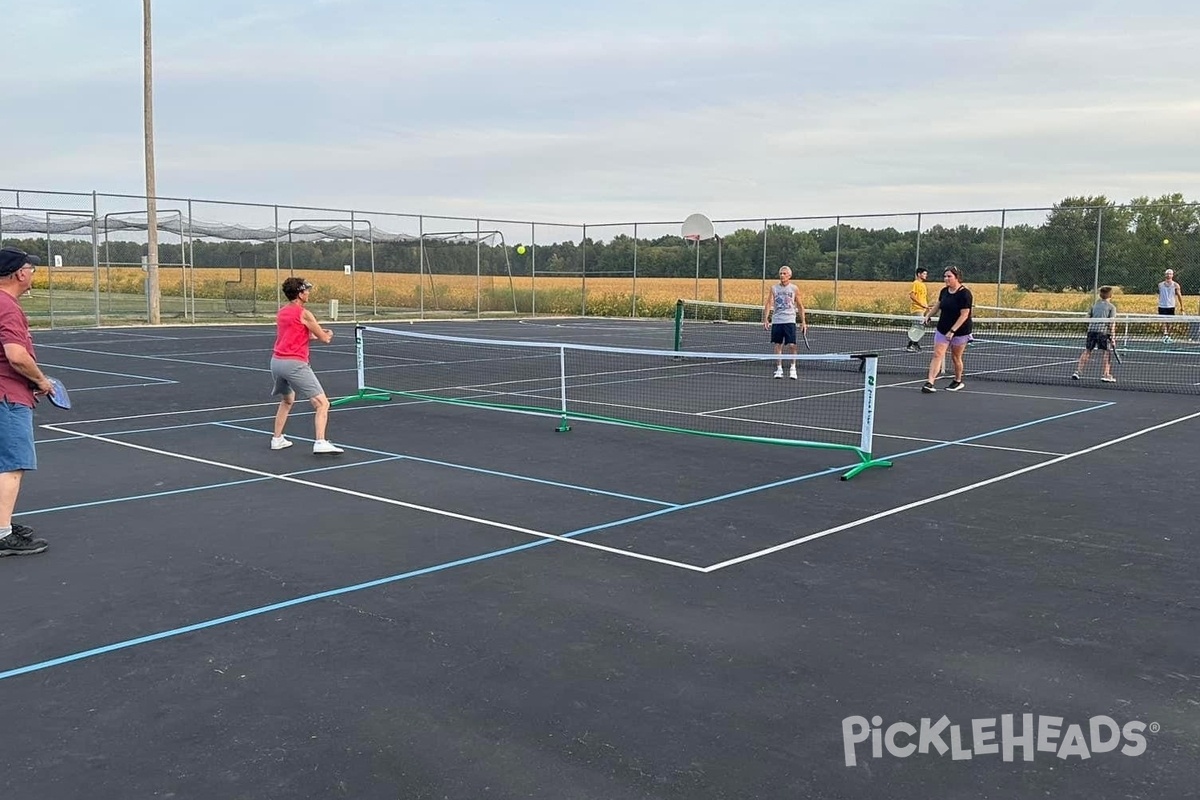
[1072,286,1117,383]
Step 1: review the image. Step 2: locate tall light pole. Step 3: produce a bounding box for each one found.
[143,0,160,324]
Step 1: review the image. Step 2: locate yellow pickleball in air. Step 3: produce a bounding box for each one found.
[1163,238,1170,245]
[517,245,527,255]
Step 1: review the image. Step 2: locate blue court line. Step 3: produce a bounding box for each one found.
[57,394,430,437]
[0,400,1113,682]
[14,457,404,519]
[0,539,553,682]
[553,400,1115,540]
[214,422,681,508]
[48,411,677,508]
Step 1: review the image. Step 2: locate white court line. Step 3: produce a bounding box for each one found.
[41,423,705,573]
[72,382,178,392]
[60,400,281,426]
[951,388,1118,404]
[51,330,182,342]
[41,362,175,384]
[694,411,1071,456]
[37,344,267,373]
[702,408,1200,572]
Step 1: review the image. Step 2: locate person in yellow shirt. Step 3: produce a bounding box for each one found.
[906,268,929,352]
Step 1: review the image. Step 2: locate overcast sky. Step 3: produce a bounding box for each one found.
[4,0,1198,226]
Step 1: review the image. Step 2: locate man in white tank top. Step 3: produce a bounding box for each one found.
[1157,269,1182,341]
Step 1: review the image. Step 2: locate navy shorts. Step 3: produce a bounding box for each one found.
[1158,307,1176,315]
[0,400,37,472]
[770,323,797,345]
[1085,331,1112,351]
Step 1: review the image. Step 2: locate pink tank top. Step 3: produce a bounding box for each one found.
[273,303,310,361]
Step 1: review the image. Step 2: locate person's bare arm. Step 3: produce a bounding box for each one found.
[301,310,333,343]
[3,343,52,394]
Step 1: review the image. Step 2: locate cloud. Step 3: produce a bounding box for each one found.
[3,0,1198,226]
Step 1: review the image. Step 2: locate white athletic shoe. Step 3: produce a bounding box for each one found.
[773,366,784,379]
[270,436,293,451]
[312,439,344,454]
[1101,375,1116,383]
[788,366,798,380]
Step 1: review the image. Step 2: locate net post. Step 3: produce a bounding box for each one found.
[355,323,365,389]
[858,355,877,454]
[673,299,685,351]
[330,325,392,407]
[842,355,892,480]
[555,345,571,432]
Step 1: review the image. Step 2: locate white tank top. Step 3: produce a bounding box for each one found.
[1158,281,1177,308]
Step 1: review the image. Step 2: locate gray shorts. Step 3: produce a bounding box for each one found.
[270,357,326,400]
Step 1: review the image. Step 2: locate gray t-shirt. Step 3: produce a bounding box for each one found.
[771,283,799,325]
[1088,299,1116,333]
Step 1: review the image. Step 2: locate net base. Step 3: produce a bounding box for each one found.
[330,388,393,407]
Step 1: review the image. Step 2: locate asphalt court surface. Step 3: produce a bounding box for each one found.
[3,318,1198,800]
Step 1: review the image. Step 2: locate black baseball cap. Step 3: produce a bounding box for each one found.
[0,247,40,276]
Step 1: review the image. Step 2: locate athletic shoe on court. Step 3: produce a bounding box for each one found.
[788,366,798,380]
[1071,372,1081,380]
[0,531,48,557]
[773,366,784,379]
[921,382,936,393]
[270,436,293,450]
[1101,375,1116,383]
[947,380,965,392]
[313,440,344,454]
[12,523,36,540]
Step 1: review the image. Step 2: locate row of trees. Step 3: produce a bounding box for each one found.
[5,194,1196,294]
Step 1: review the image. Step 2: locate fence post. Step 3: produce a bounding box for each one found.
[476,217,482,318]
[632,222,638,318]
[996,208,1006,307]
[833,217,841,310]
[914,212,923,275]
[92,192,101,326]
[274,205,282,309]
[760,219,768,308]
[1093,208,1103,299]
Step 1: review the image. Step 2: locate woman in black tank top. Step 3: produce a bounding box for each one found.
[919,266,973,393]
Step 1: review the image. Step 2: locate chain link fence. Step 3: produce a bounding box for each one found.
[2,188,1196,327]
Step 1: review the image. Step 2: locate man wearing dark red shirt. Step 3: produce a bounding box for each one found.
[269,277,342,454]
[0,247,53,556]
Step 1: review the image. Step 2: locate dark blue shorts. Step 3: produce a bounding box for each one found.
[770,323,797,345]
[0,400,37,472]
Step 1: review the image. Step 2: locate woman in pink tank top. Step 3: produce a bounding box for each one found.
[268,277,343,454]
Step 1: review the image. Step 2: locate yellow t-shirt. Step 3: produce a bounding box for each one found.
[909,279,928,313]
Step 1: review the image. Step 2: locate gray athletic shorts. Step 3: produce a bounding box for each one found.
[270,357,326,400]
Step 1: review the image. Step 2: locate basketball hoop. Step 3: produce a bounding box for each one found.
[681,213,715,242]
[682,213,716,302]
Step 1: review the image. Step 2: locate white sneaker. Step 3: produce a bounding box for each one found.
[312,439,344,454]
[788,367,798,380]
[270,436,293,450]
[1101,375,1116,383]
[773,366,784,379]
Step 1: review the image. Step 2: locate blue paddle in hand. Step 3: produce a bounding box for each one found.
[45,376,71,410]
